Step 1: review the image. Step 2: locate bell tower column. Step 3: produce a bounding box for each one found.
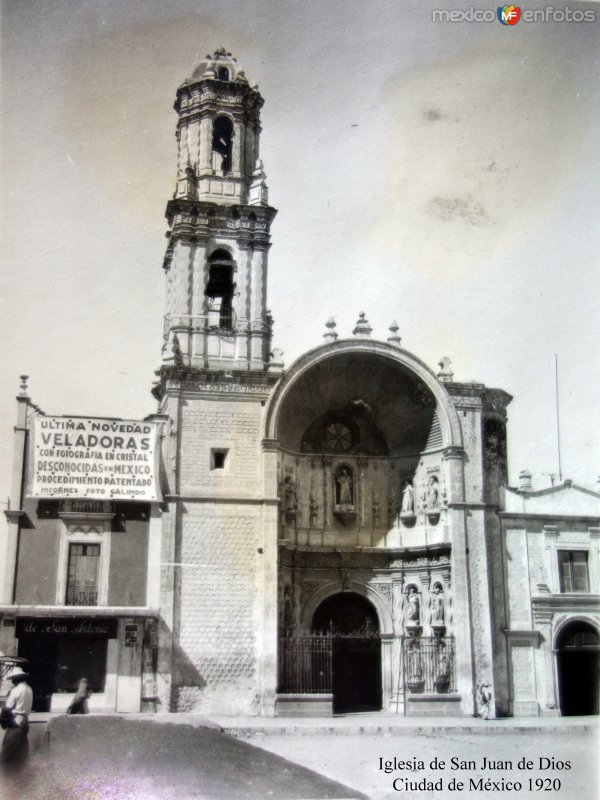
[153,50,282,716]
[160,47,277,374]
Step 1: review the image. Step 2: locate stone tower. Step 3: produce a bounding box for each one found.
[153,50,281,715]
[161,47,277,372]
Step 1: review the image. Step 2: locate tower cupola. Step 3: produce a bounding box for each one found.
[173,48,267,206]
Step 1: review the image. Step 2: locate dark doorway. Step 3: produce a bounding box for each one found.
[312,592,382,713]
[556,621,599,716]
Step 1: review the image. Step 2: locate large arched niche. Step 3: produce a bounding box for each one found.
[265,341,462,456]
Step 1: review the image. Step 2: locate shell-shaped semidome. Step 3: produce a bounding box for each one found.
[188,47,249,85]
[265,340,463,456]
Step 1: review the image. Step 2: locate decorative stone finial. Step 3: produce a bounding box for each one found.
[269,347,285,372]
[323,317,338,343]
[387,320,401,346]
[248,160,269,206]
[437,357,454,383]
[352,312,372,339]
[19,375,29,398]
[518,470,532,491]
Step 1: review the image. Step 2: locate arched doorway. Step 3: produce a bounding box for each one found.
[556,621,599,716]
[312,592,382,713]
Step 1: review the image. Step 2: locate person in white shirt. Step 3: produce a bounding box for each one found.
[4,670,33,732]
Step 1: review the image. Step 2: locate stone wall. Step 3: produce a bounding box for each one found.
[173,507,261,714]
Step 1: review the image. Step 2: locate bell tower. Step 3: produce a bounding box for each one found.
[160,48,276,373]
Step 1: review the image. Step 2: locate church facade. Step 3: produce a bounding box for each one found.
[2,50,599,718]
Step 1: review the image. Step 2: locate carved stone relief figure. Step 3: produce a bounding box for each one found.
[282,583,297,630]
[309,489,319,527]
[372,491,381,528]
[388,479,400,527]
[284,474,297,518]
[392,581,404,636]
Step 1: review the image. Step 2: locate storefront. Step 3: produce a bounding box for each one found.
[0,609,159,713]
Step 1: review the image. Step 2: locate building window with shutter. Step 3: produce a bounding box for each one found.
[557,550,589,593]
[66,543,101,605]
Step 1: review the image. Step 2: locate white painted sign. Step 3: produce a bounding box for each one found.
[30,416,159,501]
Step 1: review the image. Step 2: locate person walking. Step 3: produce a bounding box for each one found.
[67,678,91,714]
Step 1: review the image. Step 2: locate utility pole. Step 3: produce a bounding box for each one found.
[555,354,563,483]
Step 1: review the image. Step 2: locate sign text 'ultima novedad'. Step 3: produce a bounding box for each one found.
[30,416,159,501]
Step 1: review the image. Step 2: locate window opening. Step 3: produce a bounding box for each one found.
[558,550,589,592]
[212,115,233,175]
[217,67,230,81]
[206,250,235,329]
[66,543,100,605]
[211,448,229,470]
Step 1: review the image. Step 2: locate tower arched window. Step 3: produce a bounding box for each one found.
[217,67,230,81]
[212,115,233,175]
[206,249,235,329]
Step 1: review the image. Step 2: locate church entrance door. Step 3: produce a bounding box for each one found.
[312,593,382,713]
[556,621,599,716]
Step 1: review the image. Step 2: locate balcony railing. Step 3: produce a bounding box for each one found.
[66,590,99,606]
[164,306,237,342]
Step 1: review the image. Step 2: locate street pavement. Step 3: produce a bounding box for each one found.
[1,714,597,800]
[233,716,599,800]
[1,716,366,800]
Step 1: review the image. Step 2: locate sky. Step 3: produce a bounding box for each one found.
[1,0,599,519]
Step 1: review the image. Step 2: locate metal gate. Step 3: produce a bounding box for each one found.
[279,625,383,699]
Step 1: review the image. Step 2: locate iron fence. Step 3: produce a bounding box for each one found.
[279,633,332,693]
[402,635,455,694]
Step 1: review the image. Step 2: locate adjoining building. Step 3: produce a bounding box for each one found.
[2,50,598,717]
[498,473,600,717]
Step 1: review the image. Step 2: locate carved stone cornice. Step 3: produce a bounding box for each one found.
[503,629,543,646]
[152,365,279,401]
[531,593,600,623]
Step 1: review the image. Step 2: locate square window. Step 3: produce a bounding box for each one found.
[211,448,229,470]
[558,550,589,593]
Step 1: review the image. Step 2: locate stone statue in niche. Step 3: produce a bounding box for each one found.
[426,475,439,510]
[431,583,445,625]
[406,586,421,626]
[401,480,414,515]
[335,466,353,506]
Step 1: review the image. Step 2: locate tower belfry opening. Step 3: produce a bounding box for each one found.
[212,115,233,175]
[206,249,235,328]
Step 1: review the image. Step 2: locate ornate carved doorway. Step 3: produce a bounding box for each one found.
[556,621,599,716]
[312,592,382,713]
